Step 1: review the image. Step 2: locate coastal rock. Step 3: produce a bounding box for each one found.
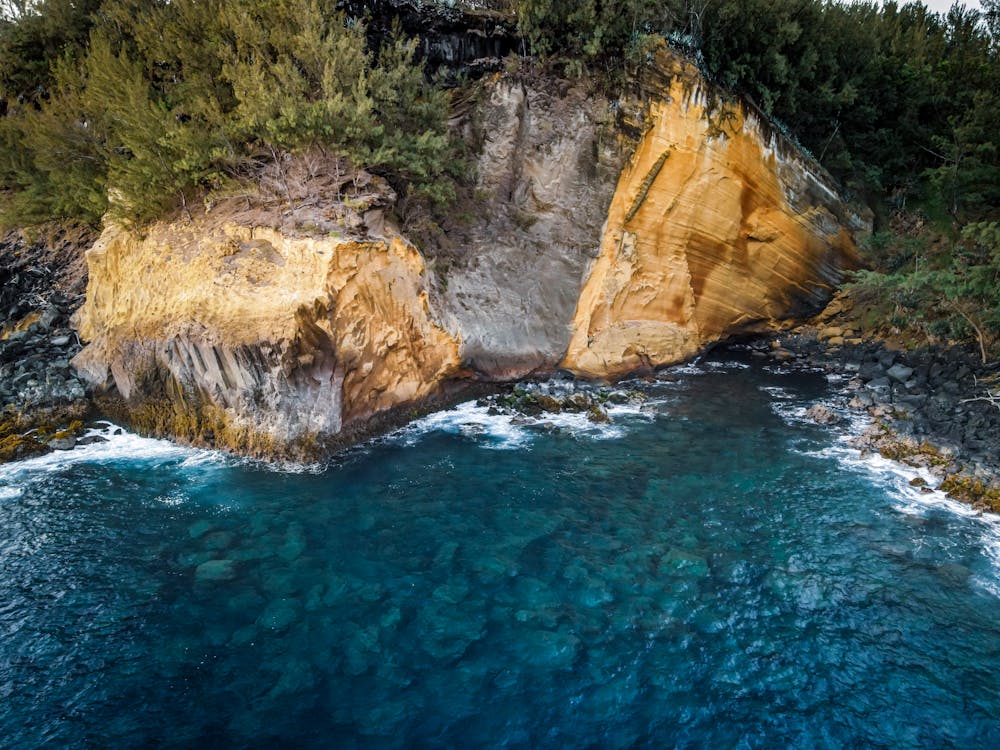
[1,228,91,461]
[561,51,863,377]
[805,404,842,425]
[68,49,865,458]
[47,436,76,450]
[773,310,1000,511]
[429,77,626,380]
[887,363,915,383]
[74,221,462,458]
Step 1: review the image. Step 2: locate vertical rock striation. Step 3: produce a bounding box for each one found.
[429,77,626,379]
[74,221,460,457]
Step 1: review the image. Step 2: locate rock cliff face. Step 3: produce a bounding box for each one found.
[75,220,461,457]
[429,78,625,379]
[73,52,867,457]
[562,54,863,376]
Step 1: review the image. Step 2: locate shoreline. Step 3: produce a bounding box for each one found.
[4,318,999,516]
[743,320,1000,513]
[2,224,997,506]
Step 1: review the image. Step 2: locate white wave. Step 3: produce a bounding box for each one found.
[762,363,823,375]
[770,401,809,423]
[392,396,639,450]
[796,416,1000,598]
[702,359,751,371]
[0,485,23,500]
[978,535,1000,598]
[758,361,1000,597]
[668,361,707,376]
[805,442,953,509]
[811,452,1000,599]
[760,385,796,400]
[153,490,190,507]
[0,423,227,487]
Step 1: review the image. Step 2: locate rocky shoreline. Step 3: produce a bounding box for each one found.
[2,227,998,515]
[747,305,1000,513]
[0,229,93,461]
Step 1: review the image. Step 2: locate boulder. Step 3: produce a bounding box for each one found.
[887,363,915,383]
[805,404,842,425]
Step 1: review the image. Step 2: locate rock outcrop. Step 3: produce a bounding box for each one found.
[429,77,626,379]
[562,53,864,377]
[74,219,461,457]
[71,51,868,458]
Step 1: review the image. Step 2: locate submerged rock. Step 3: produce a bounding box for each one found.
[256,598,301,633]
[195,559,238,582]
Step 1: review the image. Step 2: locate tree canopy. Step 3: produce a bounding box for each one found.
[0,0,459,226]
[515,0,1000,218]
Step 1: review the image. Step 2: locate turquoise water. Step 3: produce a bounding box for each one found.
[2,353,1000,748]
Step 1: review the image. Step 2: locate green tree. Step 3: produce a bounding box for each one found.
[0,0,459,227]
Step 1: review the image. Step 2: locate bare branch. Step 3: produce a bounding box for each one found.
[952,302,989,365]
[963,374,1000,412]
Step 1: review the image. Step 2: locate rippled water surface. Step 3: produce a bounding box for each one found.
[3,353,1000,748]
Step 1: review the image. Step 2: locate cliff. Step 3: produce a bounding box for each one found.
[562,54,863,376]
[74,214,462,458]
[72,51,867,457]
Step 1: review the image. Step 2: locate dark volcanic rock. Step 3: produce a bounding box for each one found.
[750,324,1000,510]
[1,227,94,461]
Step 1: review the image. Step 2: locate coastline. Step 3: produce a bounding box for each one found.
[747,300,1000,513]
[2,224,997,511]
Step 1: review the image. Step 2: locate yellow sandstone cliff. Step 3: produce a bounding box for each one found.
[561,54,860,377]
[74,218,461,457]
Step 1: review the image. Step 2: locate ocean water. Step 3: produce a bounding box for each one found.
[2,352,999,749]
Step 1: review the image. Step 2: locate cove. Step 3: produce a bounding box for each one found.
[2,352,999,748]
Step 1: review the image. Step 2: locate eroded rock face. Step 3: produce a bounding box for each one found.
[429,78,626,379]
[561,54,864,377]
[72,52,867,457]
[74,220,460,457]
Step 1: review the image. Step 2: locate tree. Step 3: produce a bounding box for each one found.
[0,0,459,227]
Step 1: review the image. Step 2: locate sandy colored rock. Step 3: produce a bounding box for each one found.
[562,52,862,377]
[70,50,867,458]
[74,217,461,456]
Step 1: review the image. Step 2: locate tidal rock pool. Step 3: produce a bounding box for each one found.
[2,353,999,748]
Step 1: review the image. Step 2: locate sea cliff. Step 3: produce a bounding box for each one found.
[70,50,867,457]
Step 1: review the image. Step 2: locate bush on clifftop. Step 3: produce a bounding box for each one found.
[0,0,459,227]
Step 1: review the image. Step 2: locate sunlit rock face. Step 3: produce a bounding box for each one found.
[561,53,864,377]
[74,219,461,457]
[72,51,867,457]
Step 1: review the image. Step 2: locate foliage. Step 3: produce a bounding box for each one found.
[0,0,459,227]
[514,0,1000,219]
[850,222,1000,361]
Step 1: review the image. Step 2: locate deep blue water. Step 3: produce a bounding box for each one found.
[2,353,1000,749]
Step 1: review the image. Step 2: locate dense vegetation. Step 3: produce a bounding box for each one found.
[516,0,999,215]
[1,0,998,354]
[0,0,458,227]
